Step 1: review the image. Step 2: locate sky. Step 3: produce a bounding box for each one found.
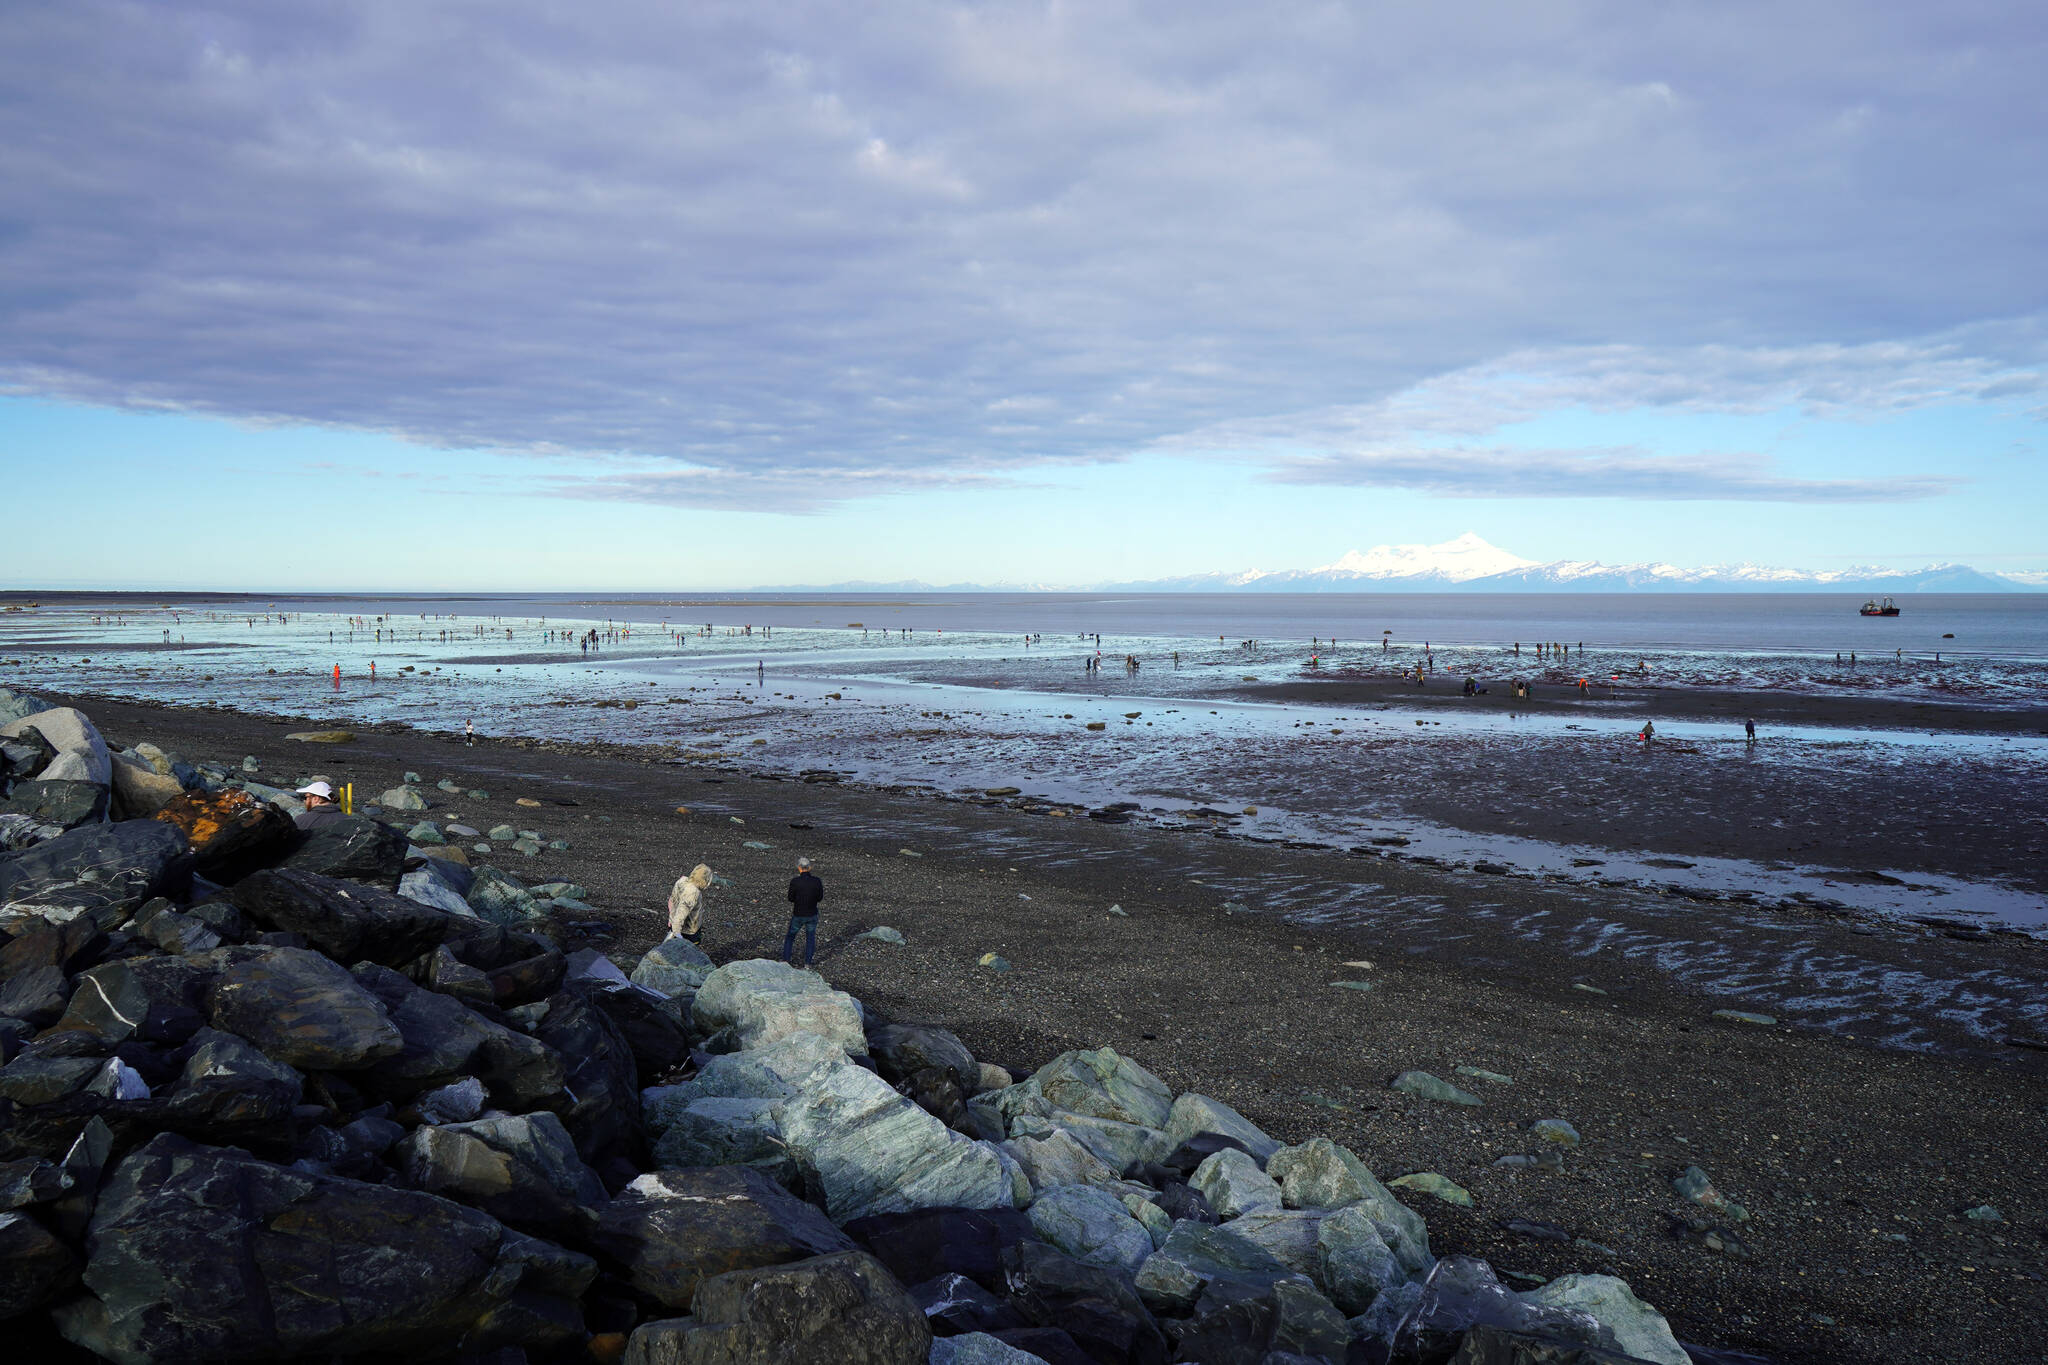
[2,0,2045,590]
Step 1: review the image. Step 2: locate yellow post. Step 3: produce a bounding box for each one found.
[343,782,353,814]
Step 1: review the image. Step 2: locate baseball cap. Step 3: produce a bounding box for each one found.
[296,780,335,799]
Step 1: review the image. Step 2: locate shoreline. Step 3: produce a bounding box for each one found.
[36,689,2048,1364]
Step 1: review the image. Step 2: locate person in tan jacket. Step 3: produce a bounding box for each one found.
[667,864,714,944]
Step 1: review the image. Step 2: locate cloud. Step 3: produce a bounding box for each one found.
[0,1,2043,508]
[1267,447,1961,502]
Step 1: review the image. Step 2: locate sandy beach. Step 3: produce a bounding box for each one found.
[42,688,2048,1365]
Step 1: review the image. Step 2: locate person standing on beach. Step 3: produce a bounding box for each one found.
[784,857,824,969]
[1744,717,1756,744]
[465,719,475,746]
[667,863,714,944]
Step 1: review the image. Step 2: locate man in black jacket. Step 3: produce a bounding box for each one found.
[783,857,824,969]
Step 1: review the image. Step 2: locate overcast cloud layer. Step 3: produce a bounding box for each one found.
[3,1,2044,509]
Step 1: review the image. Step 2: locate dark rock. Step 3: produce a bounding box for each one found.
[351,963,565,1108]
[420,944,497,1007]
[399,1111,607,1242]
[990,1327,1096,1365]
[532,985,642,1188]
[207,946,404,1070]
[182,898,246,942]
[488,949,568,1008]
[152,788,296,883]
[0,917,104,981]
[0,966,69,1028]
[593,1166,856,1311]
[1171,1274,1349,1365]
[625,1249,929,1365]
[908,1271,1030,1337]
[0,1158,70,1210]
[903,1066,970,1132]
[1448,1323,1657,1365]
[161,1027,303,1144]
[52,1133,594,1359]
[0,1208,75,1317]
[997,1239,1166,1365]
[869,1022,980,1093]
[0,1019,25,1065]
[49,956,212,1047]
[129,900,224,956]
[1392,1258,1624,1362]
[1153,1181,1216,1225]
[585,982,695,1078]
[0,780,108,830]
[0,820,193,925]
[232,867,455,968]
[278,813,408,889]
[1162,1131,1258,1176]
[0,1055,103,1106]
[845,1207,1040,1295]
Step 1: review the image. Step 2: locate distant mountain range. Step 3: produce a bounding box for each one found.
[1103,533,2040,594]
[770,533,2043,593]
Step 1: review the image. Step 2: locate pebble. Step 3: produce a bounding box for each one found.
[466,789,489,801]
[1571,983,1608,996]
[1712,1009,1778,1026]
[1964,1204,2003,1223]
[1391,1070,1482,1106]
[1454,1066,1512,1084]
[403,771,421,784]
[978,952,1012,972]
[516,797,542,808]
[1530,1119,1581,1147]
[743,840,773,850]
[1389,1172,1472,1207]
[1330,981,1374,992]
[900,849,923,857]
[1106,904,1128,916]
[1673,1165,1749,1222]
[859,927,906,944]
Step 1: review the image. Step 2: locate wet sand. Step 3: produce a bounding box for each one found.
[48,691,2048,1365]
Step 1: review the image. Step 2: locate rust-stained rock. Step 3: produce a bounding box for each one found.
[154,788,295,882]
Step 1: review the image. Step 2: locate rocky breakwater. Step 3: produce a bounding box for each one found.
[0,691,1697,1364]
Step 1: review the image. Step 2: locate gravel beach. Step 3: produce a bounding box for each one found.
[56,690,2048,1365]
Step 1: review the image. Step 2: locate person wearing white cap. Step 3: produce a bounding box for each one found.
[294,780,343,831]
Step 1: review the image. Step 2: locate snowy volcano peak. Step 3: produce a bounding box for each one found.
[1313,533,1539,583]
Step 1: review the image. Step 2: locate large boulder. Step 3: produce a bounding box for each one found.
[533,985,643,1188]
[350,964,565,1108]
[107,751,183,819]
[277,813,407,889]
[0,781,108,830]
[231,867,455,967]
[1517,1274,1690,1365]
[1168,1273,1349,1365]
[624,1249,928,1365]
[1191,1147,1283,1219]
[152,790,294,883]
[772,1060,1024,1223]
[692,959,866,1054]
[161,1028,303,1145]
[1000,1127,1122,1194]
[1381,1258,1628,1362]
[1026,1184,1154,1275]
[52,1134,593,1360]
[649,1097,793,1186]
[1134,1219,1293,1316]
[1316,1204,1406,1315]
[49,956,211,1048]
[206,946,403,1070]
[993,1047,1173,1131]
[585,983,696,1079]
[869,1022,980,1094]
[0,820,194,928]
[996,1239,1168,1365]
[0,709,111,787]
[593,1165,856,1311]
[1268,1138,1431,1274]
[1162,1093,1281,1164]
[631,937,715,998]
[398,1111,607,1242]
[843,1206,1038,1295]
[0,1207,75,1317]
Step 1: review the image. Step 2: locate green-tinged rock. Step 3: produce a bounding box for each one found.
[631,937,715,998]
[1027,1046,1174,1130]
[1001,1127,1122,1193]
[1454,1066,1514,1084]
[1164,1091,1281,1162]
[1134,1219,1292,1315]
[1266,1138,1428,1271]
[1331,980,1374,992]
[208,946,403,1070]
[692,959,866,1054]
[1222,1207,1324,1275]
[1519,1273,1691,1364]
[487,824,518,842]
[1027,1184,1154,1274]
[1672,1165,1749,1222]
[628,1250,930,1365]
[1964,1204,2003,1223]
[648,1097,790,1181]
[379,786,429,811]
[1123,1192,1173,1248]
[1530,1119,1580,1147]
[1388,1172,1472,1207]
[978,952,1012,972]
[1572,982,1607,996]
[1317,1204,1404,1315]
[406,821,445,845]
[929,1332,1048,1365]
[858,926,905,944]
[1712,1009,1777,1026]
[1191,1147,1284,1218]
[1391,1070,1481,1106]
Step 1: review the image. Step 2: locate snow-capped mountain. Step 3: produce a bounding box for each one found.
[1104,536,2037,593]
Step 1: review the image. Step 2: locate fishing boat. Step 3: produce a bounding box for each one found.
[1859,596,1900,617]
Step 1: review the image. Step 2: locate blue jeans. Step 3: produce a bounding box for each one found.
[782,915,817,966]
